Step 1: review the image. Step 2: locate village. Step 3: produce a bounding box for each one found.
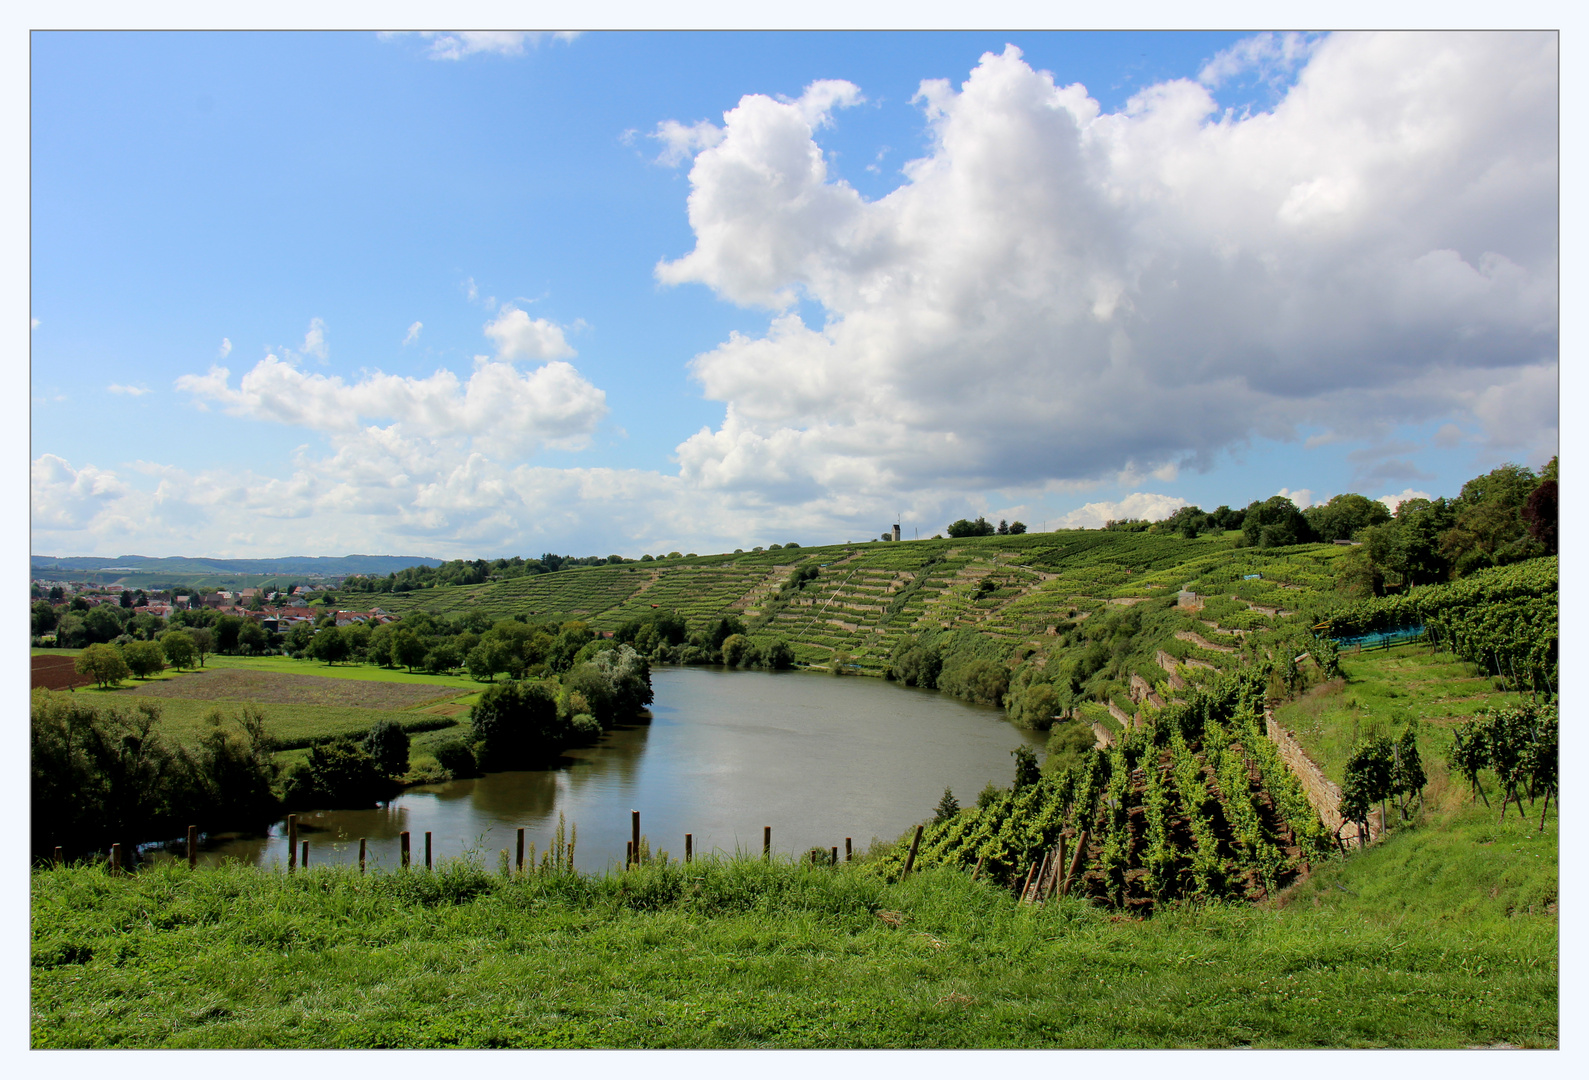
[29,577,400,653]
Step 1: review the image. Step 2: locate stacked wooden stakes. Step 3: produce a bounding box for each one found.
[1019,829,1089,906]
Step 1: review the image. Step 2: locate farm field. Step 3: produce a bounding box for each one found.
[42,652,478,753]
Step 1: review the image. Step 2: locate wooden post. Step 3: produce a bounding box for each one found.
[684,833,692,863]
[845,837,852,862]
[631,810,641,867]
[517,828,526,873]
[287,814,298,872]
[1060,830,1088,896]
[425,832,432,870]
[400,830,411,869]
[187,825,198,870]
[901,824,924,879]
[359,838,367,874]
[625,840,633,868]
[1053,836,1068,899]
[53,847,63,870]
[1019,860,1037,902]
[831,846,838,866]
[109,843,121,875]
[763,826,771,859]
[971,855,985,881]
[301,841,308,868]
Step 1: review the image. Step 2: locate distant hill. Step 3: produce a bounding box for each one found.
[31,554,441,585]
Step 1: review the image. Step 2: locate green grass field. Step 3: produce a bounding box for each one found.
[30,804,1557,1049]
[1272,642,1531,787]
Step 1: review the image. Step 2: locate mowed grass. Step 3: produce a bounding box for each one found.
[30,823,1557,1049]
[1272,642,1533,785]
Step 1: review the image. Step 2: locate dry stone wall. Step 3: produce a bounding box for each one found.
[1264,708,1382,846]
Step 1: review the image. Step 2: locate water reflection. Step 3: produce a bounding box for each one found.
[187,668,1044,872]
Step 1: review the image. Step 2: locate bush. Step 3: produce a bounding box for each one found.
[939,657,1009,707]
[298,739,390,809]
[363,719,411,779]
[471,681,565,768]
[432,738,479,778]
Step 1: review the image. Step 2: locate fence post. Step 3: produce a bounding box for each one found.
[901,824,924,879]
[626,840,633,868]
[845,837,852,862]
[359,838,367,874]
[110,843,121,875]
[517,828,525,873]
[400,830,411,869]
[831,846,838,866]
[685,833,692,863]
[53,847,63,870]
[763,826,771,860]
[971,855,984,882]
[287,814,298,872]
[425,832,433,870]
[631,810,641,867]
[301,841,308,868]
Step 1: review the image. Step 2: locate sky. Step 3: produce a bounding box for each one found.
[28,28,1560,560]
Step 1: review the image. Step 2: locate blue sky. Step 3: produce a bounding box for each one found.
[29,29,1559,559]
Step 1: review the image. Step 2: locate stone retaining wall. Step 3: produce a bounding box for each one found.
[1264,708,1381,846]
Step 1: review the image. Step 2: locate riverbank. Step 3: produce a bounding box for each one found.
[32,812,1557,1049]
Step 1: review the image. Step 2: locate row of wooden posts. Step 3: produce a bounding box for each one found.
[63,816,938,879]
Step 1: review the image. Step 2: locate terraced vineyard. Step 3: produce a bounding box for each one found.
[377,532,1358,699]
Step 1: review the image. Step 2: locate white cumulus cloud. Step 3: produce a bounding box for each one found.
[1377,488,1434,513]
[301,317,328,361]
[652,33,1557,512]
[483,306,577,362]
[403,321,423,346]
[1053,493,1189,530]
[379,31,581,62]
[175,354,606,456]
[218,337,232,358]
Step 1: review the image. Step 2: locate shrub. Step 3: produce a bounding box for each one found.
[363,719,411,779]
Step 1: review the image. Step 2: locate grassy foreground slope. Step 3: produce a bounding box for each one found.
[31,791,1555,1050]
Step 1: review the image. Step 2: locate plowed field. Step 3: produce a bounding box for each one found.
[31,655,92,691]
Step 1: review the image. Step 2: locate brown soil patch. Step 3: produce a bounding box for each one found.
[123,669,459,710]
[32,654,94,691]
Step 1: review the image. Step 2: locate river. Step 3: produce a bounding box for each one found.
[189,666,1046,872]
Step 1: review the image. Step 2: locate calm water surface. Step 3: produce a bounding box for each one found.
[196,668,1044,872]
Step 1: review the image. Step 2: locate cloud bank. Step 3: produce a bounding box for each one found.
[658,33,1556,505]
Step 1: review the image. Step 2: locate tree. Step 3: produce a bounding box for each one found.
[306,625,350,665]
[947,516,996,538]
[160,629,198,670]
[236,619,270,655]
[1303,493,1391,542]
[1522,479,1557,555]
[934,787,961,823]
[122,640,167,679]
[764,639,796,669]
[720,633,751,667]
[471,680,565,768]
[75,643,130,688]
[1011,744,1040,791]
[363,719,411,779]
[996,519,1010,535]
[31,600,59,636]
[1389,725,1426,820]
[1240,496,1313,549]
[83,603,129,644]
[1007,521,1027,535]
[189,627,214,667]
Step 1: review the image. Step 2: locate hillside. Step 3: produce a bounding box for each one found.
[374,531,1352,719]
